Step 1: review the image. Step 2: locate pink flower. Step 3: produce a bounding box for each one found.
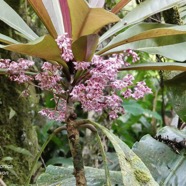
[56,33,74,62]
[73,62,90,70]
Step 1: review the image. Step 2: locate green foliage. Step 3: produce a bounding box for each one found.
[165,72,186,122]
[35,165,123,186]
[133,127,186,186]
[89,120,158,186]
[1,0,186,185]
[5,145,33,157]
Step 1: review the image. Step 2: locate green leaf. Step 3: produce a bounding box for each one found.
[98,25,186,55]
[119,62,186,71]
[1,157,13,161]
[0,0,38,41]
[0,33,20,44]
[72,34,99,61]
[99,0,184,43]
[5,145,33,157]
[28,0,57,38]
[123,100,144,116]
[133,131,186,186]
[0,35,68,69]
[89,120,158,186]
[67,0,119,41]
[95,132,111,186]
[165,72,186,121]
[36,165,123,186]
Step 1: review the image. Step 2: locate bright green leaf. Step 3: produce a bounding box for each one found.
[123,100,145,116]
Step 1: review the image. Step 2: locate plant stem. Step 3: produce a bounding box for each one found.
[66,118,87,186]
[26,126,66,186]
[95,132,111,186]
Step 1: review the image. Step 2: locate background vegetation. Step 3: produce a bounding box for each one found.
[0,0,186,185]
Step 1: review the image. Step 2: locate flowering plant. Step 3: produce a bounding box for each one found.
[1,0,186,185]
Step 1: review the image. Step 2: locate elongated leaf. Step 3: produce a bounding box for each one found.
[0,35,67,68]
[72,34,99,61]
[100,23,174,52]
[36,165,123,186]
[1,157,13,161]
[0,34,20,44]
[42,0,64,36]
[28,0,57,38]
[111,0,131,14]
[89,120,158,186]
[67,0,119,41]
[100,38,186,61]
[119,62,186,71]
[5,145,33,157]
[0,0,38,41]
[59,0,72,37]
[133,132,186,186]
[99,0,185,43]
[165,72,186,121]
[95,132,111,186]
[98,25,186,55]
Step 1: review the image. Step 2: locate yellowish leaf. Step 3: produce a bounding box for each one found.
[67,0,119,41]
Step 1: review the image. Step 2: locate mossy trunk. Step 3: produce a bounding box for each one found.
[0,1,39,185]
[0,77,39,185]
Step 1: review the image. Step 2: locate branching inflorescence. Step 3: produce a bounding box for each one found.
[0,33,151,121]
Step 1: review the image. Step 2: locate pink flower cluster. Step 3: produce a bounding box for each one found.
[35,62,64,94]
[39,98,66,121]
[0,33,152,122]
[35,62,67,121]
[70,54,151,119]
[55,33,74,62]
[0,58,34,83]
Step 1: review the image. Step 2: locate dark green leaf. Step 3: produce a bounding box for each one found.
[165,72,186,121]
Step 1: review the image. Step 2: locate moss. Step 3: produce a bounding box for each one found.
[134,169,150,184]
[0,77,39,185]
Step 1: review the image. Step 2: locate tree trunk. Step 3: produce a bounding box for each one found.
[0,77,39,185]
[0,1,39,185]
